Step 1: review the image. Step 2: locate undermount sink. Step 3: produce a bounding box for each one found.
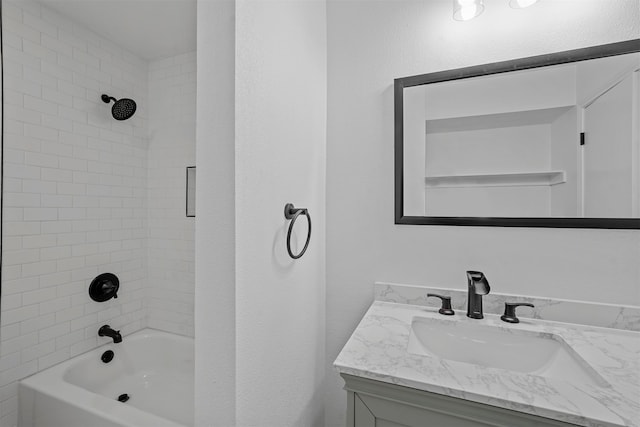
[407,317,608,387]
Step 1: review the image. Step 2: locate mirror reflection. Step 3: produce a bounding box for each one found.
[403,52,640,219]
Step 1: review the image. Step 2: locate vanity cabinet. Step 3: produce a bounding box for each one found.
[342,374,580,427]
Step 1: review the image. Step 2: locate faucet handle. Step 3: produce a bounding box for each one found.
[427,293,455,316]
[501,302,534,323]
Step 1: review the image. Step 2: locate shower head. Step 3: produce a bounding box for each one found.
[101,94,137,121]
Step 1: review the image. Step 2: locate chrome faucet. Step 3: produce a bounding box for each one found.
[98,325,122,343]
[466,271,490,319]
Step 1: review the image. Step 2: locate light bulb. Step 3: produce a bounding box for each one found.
[453,0,484,21]
[460,4,478,20]
[509,0,540,9]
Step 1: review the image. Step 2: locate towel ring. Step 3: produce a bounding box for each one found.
[284,203,312,259]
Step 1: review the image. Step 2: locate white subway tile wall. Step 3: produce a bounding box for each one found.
[0,1,195,425]
[147,52,196,336]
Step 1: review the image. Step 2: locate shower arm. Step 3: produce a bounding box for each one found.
[101,94,117,104]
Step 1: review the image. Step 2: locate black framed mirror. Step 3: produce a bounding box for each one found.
[395,39,640,229]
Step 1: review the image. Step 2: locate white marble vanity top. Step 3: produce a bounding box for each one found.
[334,301,640,427]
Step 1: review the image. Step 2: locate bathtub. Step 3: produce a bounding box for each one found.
[19,329,194,427]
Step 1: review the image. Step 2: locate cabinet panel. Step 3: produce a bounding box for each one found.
[342,374,580,427]
[358,393,494,427]
[354,394,375,427]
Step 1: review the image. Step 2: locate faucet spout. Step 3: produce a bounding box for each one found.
[468,271,490,294]
[98,325,122,343]
[466,271,490,319]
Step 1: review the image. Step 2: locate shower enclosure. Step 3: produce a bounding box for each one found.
[0,1,196,425]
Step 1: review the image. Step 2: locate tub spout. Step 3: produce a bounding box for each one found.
[99,325,122,343]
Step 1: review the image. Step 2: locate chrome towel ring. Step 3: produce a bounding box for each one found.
[284,203,312,259]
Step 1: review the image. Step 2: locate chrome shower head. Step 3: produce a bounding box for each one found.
[101,94,137,121]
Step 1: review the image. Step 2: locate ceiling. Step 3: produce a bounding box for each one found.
[37,0,196,61]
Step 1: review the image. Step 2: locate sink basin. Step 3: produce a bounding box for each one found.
[408,317,608,387]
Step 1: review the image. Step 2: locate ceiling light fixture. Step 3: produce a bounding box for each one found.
[509,0,540,8]
[453,0,484,21]
[454,0,541,21]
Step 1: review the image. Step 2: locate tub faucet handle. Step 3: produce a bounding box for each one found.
[102,281,117,298]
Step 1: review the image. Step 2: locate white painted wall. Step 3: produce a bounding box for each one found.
[424,124,553,217]
[550,107,579,216]
[583,73,636,217]
[326,1,640,426]
[422,65,576,119]
[576,54,640,217]
[194,0,236,425]
[195,0,327,425]
[576,52,640,106]
[1,1,148,424]
[402,87,427,215]
[0,10,3,417]
[235,0,326,424]
[147,52,196,337]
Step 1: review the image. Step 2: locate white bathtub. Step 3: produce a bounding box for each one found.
[19,329,194,427]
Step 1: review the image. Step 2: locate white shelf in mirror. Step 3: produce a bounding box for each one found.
[425,171,566,188]
[425,106,575,134]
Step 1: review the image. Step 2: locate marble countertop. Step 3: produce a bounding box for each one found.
[334,301,640,427]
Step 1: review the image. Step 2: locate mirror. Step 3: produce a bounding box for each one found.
[395,40,640,228]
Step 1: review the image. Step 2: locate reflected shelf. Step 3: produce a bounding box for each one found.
[425,106,575,134]
[425,171,566,188]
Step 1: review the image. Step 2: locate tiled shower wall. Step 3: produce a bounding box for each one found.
[147,52,196,337]
[0,1,150,424]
